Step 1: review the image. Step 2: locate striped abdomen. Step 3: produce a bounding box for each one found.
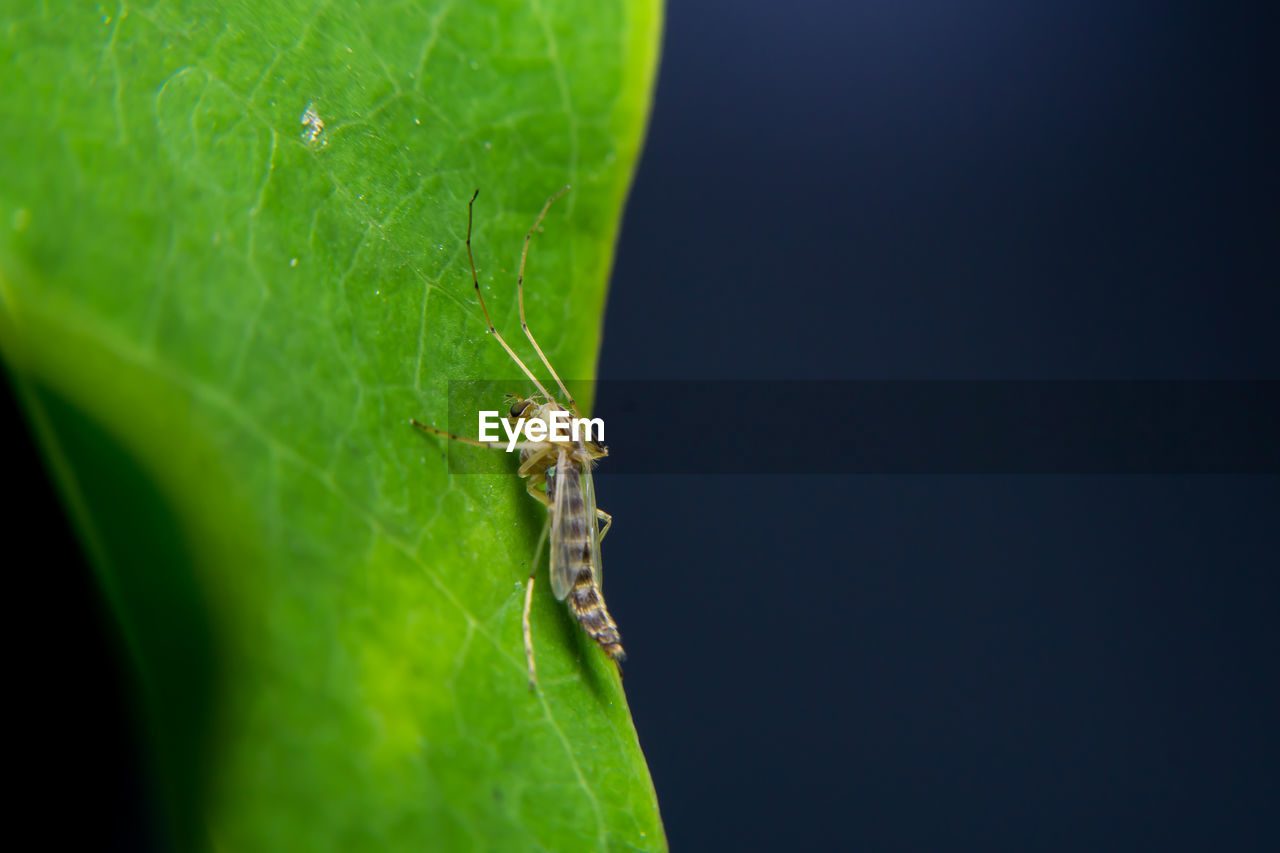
[549,459,626,662]
[567,566,626,662]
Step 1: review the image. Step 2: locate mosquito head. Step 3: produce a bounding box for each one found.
[507,397,533,421]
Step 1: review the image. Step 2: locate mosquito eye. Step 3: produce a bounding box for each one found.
[509,400,530,419]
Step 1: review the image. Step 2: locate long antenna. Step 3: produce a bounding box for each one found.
[517,186,580,415]
[466,189,556,402]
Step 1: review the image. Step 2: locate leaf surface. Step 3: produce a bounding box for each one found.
[0,1,664,849]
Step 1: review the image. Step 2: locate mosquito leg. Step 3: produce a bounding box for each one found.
[506,441,544,454]
[524,471,552,508]
[517,445,560,477]
[516,186,580,416]
[523,572,537,689]
[524,519,551,691]
[596,508,612,542]
[464,190,557,402]
[410,419,506,450]
[413,419,550,457]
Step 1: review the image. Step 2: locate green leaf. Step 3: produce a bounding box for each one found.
[0,0,664,849]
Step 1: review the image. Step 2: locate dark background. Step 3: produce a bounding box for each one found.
[592,1,1278,851]
[7,1,1278,850]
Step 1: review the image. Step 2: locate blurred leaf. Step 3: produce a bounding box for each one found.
[0,0,664,849]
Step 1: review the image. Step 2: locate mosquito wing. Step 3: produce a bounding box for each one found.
[548,449,599,601]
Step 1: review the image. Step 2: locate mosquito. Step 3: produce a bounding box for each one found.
[411,187,625,689]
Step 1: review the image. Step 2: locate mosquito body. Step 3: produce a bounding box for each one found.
[412,188,624,687]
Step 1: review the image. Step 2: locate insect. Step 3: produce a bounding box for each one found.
[412,188,624,688]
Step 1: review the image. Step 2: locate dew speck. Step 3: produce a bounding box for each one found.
[300,104,326,147]
[290,257,298,267]
[483,140,491,151]
[414,117,421,125]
